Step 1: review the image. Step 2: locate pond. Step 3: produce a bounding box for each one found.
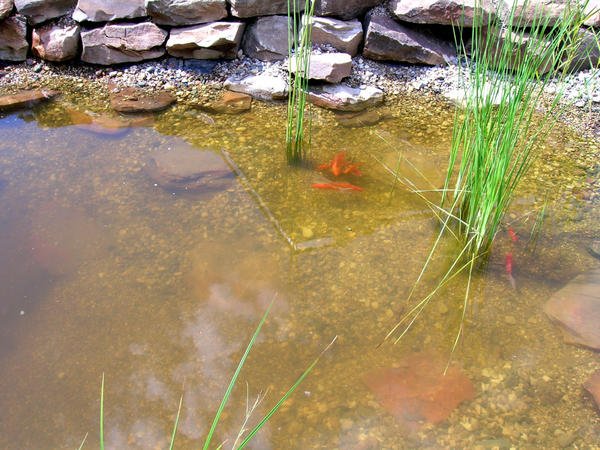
[0,89,598,449]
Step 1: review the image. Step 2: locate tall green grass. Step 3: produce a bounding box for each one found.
[387,0,598,355]
[286,0,316,164]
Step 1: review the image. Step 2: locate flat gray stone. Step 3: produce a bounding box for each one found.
[0,0,13,20]
[145,146,234,192]
[229,0,303,18]
[544,268,600,350]
[315,0,384,20]
[291,52,352,83]
[224,74,288,101]
[363,14,455,65]
[146,0,227,26]
[166,22,245,59]
[73,0,147,22]
[309,16,363,56]
[81,22,167,65]
[0,14,27,61]
[242,15,290,61]
[32,23,80,62]
[14,0,76,24]
[308,84,384,111]
[390,0,495,26]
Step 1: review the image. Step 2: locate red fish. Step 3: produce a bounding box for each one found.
[318,151,362,177]
[312,182,363,191]
[505,252,517,290]
[507,227,518,243]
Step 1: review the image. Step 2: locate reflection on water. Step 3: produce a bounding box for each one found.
[0,92,598,449]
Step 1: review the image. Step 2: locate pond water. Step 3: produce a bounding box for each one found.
[0,91,598,449]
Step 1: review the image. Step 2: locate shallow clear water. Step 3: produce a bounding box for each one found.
[0,93,598,449]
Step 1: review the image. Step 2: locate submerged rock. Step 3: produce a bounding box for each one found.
[543,268,600,350]
[364,352,475,428]
[335,108,392,127]
[224,74,288,101]
[145,145,234,192]
[67,108,153,136]
[0,89,59,110]
[308,84,384,111]
[198,91,252,114]
[584,370,600,411]
[0,15,28,61]
[589,240,600,260]
[110,87,175,113]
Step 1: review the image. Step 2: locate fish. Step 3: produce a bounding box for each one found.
[318,151,362,177]
[505,252,517,290]
[311,182,364,192]
[507,227,518,243]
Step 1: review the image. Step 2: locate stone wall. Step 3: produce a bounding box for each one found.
[0,0,598,70]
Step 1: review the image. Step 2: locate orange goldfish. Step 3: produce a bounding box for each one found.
[311,182,364,191]
[318,151,362,177]
[505,252,517,290]
[507,227,518,242]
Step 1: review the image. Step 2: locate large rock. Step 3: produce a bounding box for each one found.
[364,352,475,428]
[390,0,495,26]
[224,74,288,101]
[543,268,600,350]
[584,370,600,411]
[315,0,384,20]
[167,22,245,59]
[308,16,363,56]
[146,0,227,26]
[308,84,384,111]
[0,14,27,61]
[567,27,600,72]
[14,0,76,25]
[145,146,234,192]
[0,89,59,110]
[292,52,352,83]
[73,0,147,22]
[81,22,167,65]
[229,0,303,18]
[488,28,554,75]
[363,14,455,65]
[110,87,175,113]
[242,15,290,61]
[507,0,565,26]
[198,91,252,114]
[0,0,13,20]
[32,23,80,62]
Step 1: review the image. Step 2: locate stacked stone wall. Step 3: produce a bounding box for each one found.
[0,0,598,71]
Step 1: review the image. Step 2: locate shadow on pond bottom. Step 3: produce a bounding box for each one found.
[0,92,598,449]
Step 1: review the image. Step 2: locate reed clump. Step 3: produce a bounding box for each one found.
[286,0,316,164]
[387,0,598,353]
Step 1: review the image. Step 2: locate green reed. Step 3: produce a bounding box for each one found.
[387,0,597,356]
[286,0,316,164]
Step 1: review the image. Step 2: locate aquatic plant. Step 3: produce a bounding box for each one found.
[286,0,316,164]
[387,0,598,356]
[92,304,335,449]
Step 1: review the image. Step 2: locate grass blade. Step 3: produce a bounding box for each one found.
[202,300,274,450]
[235,336,337,449]
[169,392,184,450]
[99,373,105,450]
